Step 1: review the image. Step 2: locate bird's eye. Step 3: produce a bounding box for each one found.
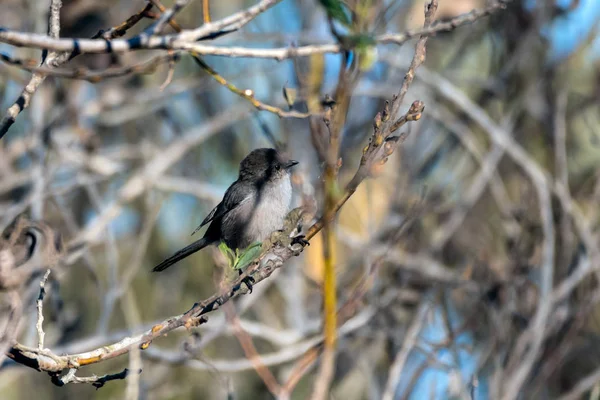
[275,164,281,171]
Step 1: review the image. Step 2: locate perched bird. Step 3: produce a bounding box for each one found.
[152,148,299,272]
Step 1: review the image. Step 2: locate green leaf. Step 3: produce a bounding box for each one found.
[233,242,263,271]
[218,242,236,268]
[319,0,351,27]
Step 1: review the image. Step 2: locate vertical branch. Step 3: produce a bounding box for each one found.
[553,90,572,268]
[36,269,51,350]
[311,54,357,400]
[382,301,430,400]
[203,0,211,23]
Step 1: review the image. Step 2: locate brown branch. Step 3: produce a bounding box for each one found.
[0,52,180,82]
[92,3,153,41]
[225,304,282,397]
[191,56,311,118]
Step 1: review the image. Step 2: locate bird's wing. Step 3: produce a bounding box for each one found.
[191,181,250,236]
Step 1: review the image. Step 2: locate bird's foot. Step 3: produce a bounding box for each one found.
[290,234,310,256]
[291,234,310,247]
[234,269,256,293]
[240,276,255,293]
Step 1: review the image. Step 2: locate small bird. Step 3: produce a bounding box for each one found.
[152,148,299,272]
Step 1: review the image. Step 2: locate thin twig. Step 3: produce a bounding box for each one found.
[148,1,311,119]
[225,304,282,397]
[0,1,154,139]
[382,301,430,400]
[414,66,560,400]
[0,52,180,82]
[0,1,509,57]
[149,0,191,35]
[51,367,141,388]
[0,0,63,139]
[36,269,52,350]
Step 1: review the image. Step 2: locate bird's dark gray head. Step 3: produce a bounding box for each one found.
[238,148,298,183]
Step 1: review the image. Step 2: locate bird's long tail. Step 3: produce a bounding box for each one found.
[152,237,211,272]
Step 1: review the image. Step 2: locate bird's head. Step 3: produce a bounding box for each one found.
[238,148,298,184]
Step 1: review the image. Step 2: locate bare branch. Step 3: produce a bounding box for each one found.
[51,367,141,389]
[36,269,51,350]
[0,1,509,57]
[382,301,430,400]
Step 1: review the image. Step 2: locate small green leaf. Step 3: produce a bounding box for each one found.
[218,242,236,268]
[233,242,263,271]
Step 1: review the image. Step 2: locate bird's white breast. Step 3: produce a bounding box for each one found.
[246,175,292,243]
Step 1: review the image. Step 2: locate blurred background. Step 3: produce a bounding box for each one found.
[1,0,600,399]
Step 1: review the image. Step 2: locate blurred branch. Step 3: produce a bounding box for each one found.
[225,304,282,397]
[92,3,153,41]
[149,0,312,118]
[203,0,211,23]
[0,292,22,367]
[0,52,180,82]
[382,301,430,400]
[35,269,51,350]
[0,0,63,140]
[0,0,509,139]
[430,142,506,250]
[73,107,250,247]
[149,0,191,35]
[1,0,519,394]
[0,1,510,57]
[0,0,282,54]
[145,307,375,373]
[414,66,600,400]
[0,1,155,139]
[51,367,140,389]
[191,56,311,118]
[6,81,425,392]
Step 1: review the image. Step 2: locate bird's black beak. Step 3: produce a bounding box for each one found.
[284,160,299,169]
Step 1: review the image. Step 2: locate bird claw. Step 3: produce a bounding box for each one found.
[290,235,309,256]
[241,276,255,293]
[291,235,310,247]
